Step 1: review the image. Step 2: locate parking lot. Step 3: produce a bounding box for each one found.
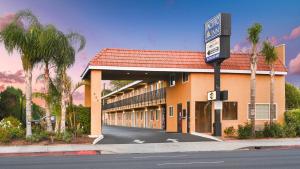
[97,125,215,144]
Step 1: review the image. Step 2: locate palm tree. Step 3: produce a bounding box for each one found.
[55,32,85,133]
[247,23,262,136]
[37,25,64,132]
[64,76,89,136]
[0,10,41,137]
[34,74,61,132]
[261,40,278,124]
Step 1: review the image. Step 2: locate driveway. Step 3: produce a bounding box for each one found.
[97,125,215,144]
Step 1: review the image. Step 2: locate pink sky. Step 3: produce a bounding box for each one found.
[0,13,94,104]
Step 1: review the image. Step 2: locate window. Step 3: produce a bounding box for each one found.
[141,112,143,120]
[169,74,176,86]
[169,106,174,117]
[182,73,189,83]
[248,103,277,120]
[156,110,159,121]
[222,102,238,120]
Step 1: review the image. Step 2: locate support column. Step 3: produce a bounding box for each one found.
[115,113,117,125]
[122,111,125,126]
[84,80,91,107]
[144,108,148,128]
[90,70,102,137]
[132,110,135,127]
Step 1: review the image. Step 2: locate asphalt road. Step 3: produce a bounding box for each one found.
[99,125,213,144]
[1,149,300,169]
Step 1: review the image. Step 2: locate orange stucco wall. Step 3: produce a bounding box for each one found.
[101,70,285,136]
[166,73,191,133]
[189,73,286,134]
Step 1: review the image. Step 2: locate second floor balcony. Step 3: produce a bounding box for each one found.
[103,88,166,112]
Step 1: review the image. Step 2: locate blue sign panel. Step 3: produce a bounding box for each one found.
[205,37,220,62]
[205,14,221,43]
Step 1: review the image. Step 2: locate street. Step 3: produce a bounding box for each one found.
[1,148,300,169]
[99,125,213,144]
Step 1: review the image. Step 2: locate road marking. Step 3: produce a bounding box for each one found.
[157,161,225,166]
[133,155,188,159]
[133,139,145,144]
[167,138,178,143]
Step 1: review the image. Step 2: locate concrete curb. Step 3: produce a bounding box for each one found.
[0,150,101,157]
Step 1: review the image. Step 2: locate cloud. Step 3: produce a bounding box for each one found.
[269,36,279,45]
[231,39,250,53]
[283,26,300,40]
[289,53,300,75]
[0,70,25,83]
[0,13,15,31]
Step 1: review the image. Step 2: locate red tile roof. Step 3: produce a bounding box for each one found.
[89,48,287,72]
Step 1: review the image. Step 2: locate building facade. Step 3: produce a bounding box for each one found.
[82,45,287,136]
[102,80,167,129]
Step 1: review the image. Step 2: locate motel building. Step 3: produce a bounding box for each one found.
[81,45,287,138]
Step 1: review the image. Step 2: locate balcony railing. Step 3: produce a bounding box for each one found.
[103,88,166,111]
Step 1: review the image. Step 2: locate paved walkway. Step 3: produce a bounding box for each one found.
[99,125,214,144]
[1,138,300,155]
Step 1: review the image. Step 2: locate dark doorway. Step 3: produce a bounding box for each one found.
[195,101,212,133]
[177,103,182,133]
[187,101,190,133]
[161,107,166,130]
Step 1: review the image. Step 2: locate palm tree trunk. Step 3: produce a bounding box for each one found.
[250,46,257,137]
[270,65,275,124]
[44,64,53,132]
[55,116,60,133]
[60,72,67,133]
[25,69,33,137]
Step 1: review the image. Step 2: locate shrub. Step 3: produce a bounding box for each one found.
[55,131,73,143]
[0,116,24,139]
[0,128,11,143]
[263,122,284,138]
[26,130,50,143]
[62,131,73,143]
[283,124,297,137]
[284,109,300,136]
[237,123,252,139]
[255,130,264,138]
[67,106,90,134]
[224,126,236,137]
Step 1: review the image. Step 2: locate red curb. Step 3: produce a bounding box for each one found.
[0,150,101,157]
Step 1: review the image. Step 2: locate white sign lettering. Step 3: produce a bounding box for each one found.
[205,37,220,60]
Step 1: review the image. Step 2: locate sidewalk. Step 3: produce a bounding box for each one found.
[1,138,300,155]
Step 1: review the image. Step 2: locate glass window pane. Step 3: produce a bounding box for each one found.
[222,102,238,120]
[256,104,270,119]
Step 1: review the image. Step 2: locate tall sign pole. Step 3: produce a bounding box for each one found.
[205,13,231,136]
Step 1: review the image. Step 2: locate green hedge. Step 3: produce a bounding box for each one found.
[67,105,90,134]
[285,109,300,136]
